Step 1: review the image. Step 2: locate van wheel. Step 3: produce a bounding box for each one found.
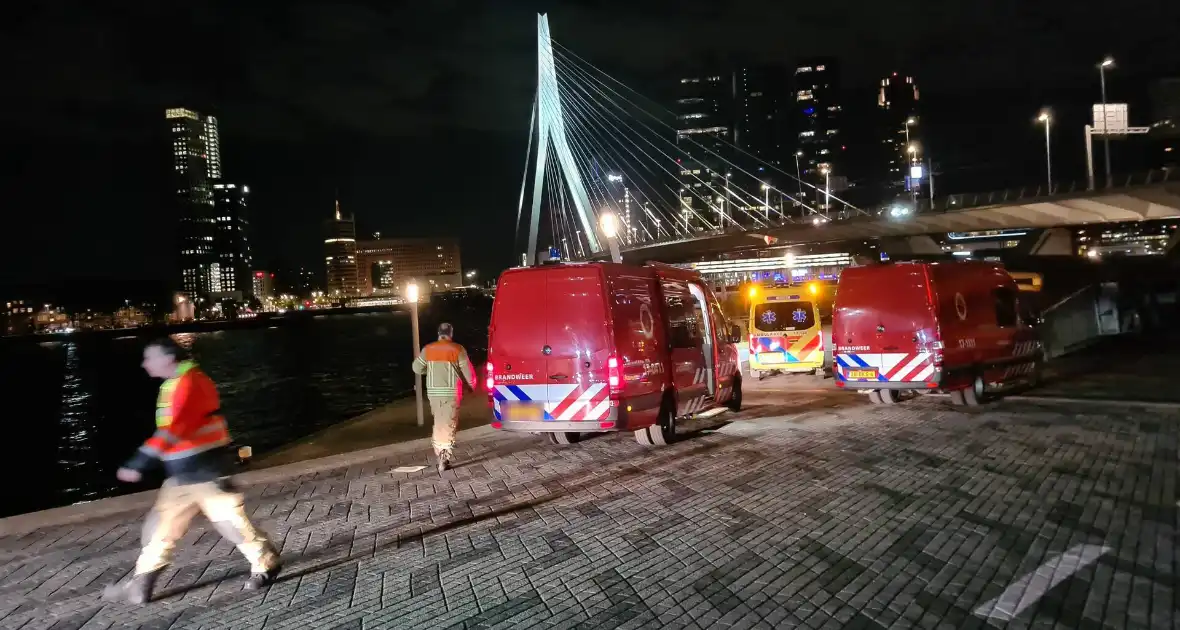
[961,375,985,407]
[634,427,653,446]
[648,411,675,447]
[726,378,742,411]
[879,389,900,405]
[546,432,579,446]
[867,390,882,404]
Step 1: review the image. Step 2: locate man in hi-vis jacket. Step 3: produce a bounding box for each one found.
[412,322,476,473]
[104,338,281,604]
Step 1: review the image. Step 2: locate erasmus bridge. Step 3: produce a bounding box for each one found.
[514,14,1180,266]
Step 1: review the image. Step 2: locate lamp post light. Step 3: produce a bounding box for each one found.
[904,117,916,157]
[1098,56,1115,188]
[1037,111,1053,193]
[406,282,424,427]
[794,151,804,210]
[599,211,623,263]
[819,165,831,211]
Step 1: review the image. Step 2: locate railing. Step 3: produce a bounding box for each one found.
[621,168,1176,250]
[917,168,1177,214]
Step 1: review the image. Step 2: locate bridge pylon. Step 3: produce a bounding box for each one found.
[523,14,601,263]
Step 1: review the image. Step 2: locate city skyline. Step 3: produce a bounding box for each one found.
[4,2,1179,293]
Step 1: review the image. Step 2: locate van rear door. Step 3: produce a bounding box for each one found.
[542,267,613,421]
[834,264,938,384]
[489,266,612,423]
[489,269,550,421]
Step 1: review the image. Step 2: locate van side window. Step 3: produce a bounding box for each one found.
[993,287,1018,327]
[665,294,700,349]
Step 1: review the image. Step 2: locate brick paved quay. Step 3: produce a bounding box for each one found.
[1,377,1176,629]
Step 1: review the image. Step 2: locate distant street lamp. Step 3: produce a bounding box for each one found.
[599,211,623,263]
[1037,111,1053,193]
[1098,56,1115,188]
[794,151,804,211]
[904,117,916,159]
[819,165,831,211]
[406,282,424,427]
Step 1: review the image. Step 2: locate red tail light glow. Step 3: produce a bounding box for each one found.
[607,356,623,398]
[485,362,494,391]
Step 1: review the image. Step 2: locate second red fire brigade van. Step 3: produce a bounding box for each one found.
[487,261,742,446]
[833,261,1043,406]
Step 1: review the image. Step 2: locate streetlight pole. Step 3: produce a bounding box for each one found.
[907,145,918,205]
[600,212,623,263]
[407,282,424,427]
[1037,111,1053,194]
[1099,57,1114,188]
[819,166,831,213]
[794,151,804,212]
[761,183,770,221]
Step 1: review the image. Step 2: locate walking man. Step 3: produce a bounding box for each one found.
[412,323,476,473]
[104,338,281,604]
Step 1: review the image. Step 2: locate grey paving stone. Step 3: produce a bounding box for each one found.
[0,394,1176,629]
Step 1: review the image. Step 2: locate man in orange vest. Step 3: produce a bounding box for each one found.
[412,322,476,473]
[103,338,281,605]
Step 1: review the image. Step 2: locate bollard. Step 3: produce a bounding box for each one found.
[237,445,252,466]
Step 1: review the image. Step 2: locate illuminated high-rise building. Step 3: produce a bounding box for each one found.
[793,59,843,201]
[167,107,222,296]
[878,72,921,192]
[673,70,734,231]
[212,183,253,299]
[324,201,360,298]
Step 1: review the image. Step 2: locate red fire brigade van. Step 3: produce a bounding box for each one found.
[487,261,742,446]
[833,261,1043,406]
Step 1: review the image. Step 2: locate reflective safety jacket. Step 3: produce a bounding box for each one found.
[412,339,476,401]
[125,361,232,483]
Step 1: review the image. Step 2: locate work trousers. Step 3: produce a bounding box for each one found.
[429,398,461,452]
[136,478,277,575]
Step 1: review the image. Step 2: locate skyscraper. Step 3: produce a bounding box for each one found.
[878,72,921,192]
[324,201,360,298]
[673,70,734,231]
[167,107,221,296]
[793,59,843,205]
[212,183,253,300]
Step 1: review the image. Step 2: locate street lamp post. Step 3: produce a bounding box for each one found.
[819,166,831,212]
[904,117,916,153]
[599,212,623,263]
[406,282,424,427]
[1098,57,1114,188]
[794,151,804,211]
[1037,111,1053,194]
[906,145,919,204]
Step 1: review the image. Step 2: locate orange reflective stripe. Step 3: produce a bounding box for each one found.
[423,342,461,362]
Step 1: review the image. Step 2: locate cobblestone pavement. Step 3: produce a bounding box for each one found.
[0,381,1176,629]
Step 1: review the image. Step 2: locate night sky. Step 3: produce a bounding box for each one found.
[3,0,1178,305]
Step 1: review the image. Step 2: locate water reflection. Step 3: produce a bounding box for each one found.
[0,312,488,517]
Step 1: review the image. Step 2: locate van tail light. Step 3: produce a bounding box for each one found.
[485,362,494,391]
[607,356,623,399]
[748,335,758,353]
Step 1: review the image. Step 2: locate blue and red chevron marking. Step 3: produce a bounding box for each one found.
[492,385,554,421]
[835,353,888,382]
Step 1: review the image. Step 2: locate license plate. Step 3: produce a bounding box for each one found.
[848,368,879,380]
[758,352,785,364]
[504,402,545,422]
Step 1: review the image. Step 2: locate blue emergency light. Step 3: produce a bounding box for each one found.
[548,247,561,260]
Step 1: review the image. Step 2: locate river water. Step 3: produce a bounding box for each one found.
[0,310,488,518]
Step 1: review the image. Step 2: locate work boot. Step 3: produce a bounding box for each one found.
[243,544,282,591]
[102,568,162,605]
[436,448,453,474]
